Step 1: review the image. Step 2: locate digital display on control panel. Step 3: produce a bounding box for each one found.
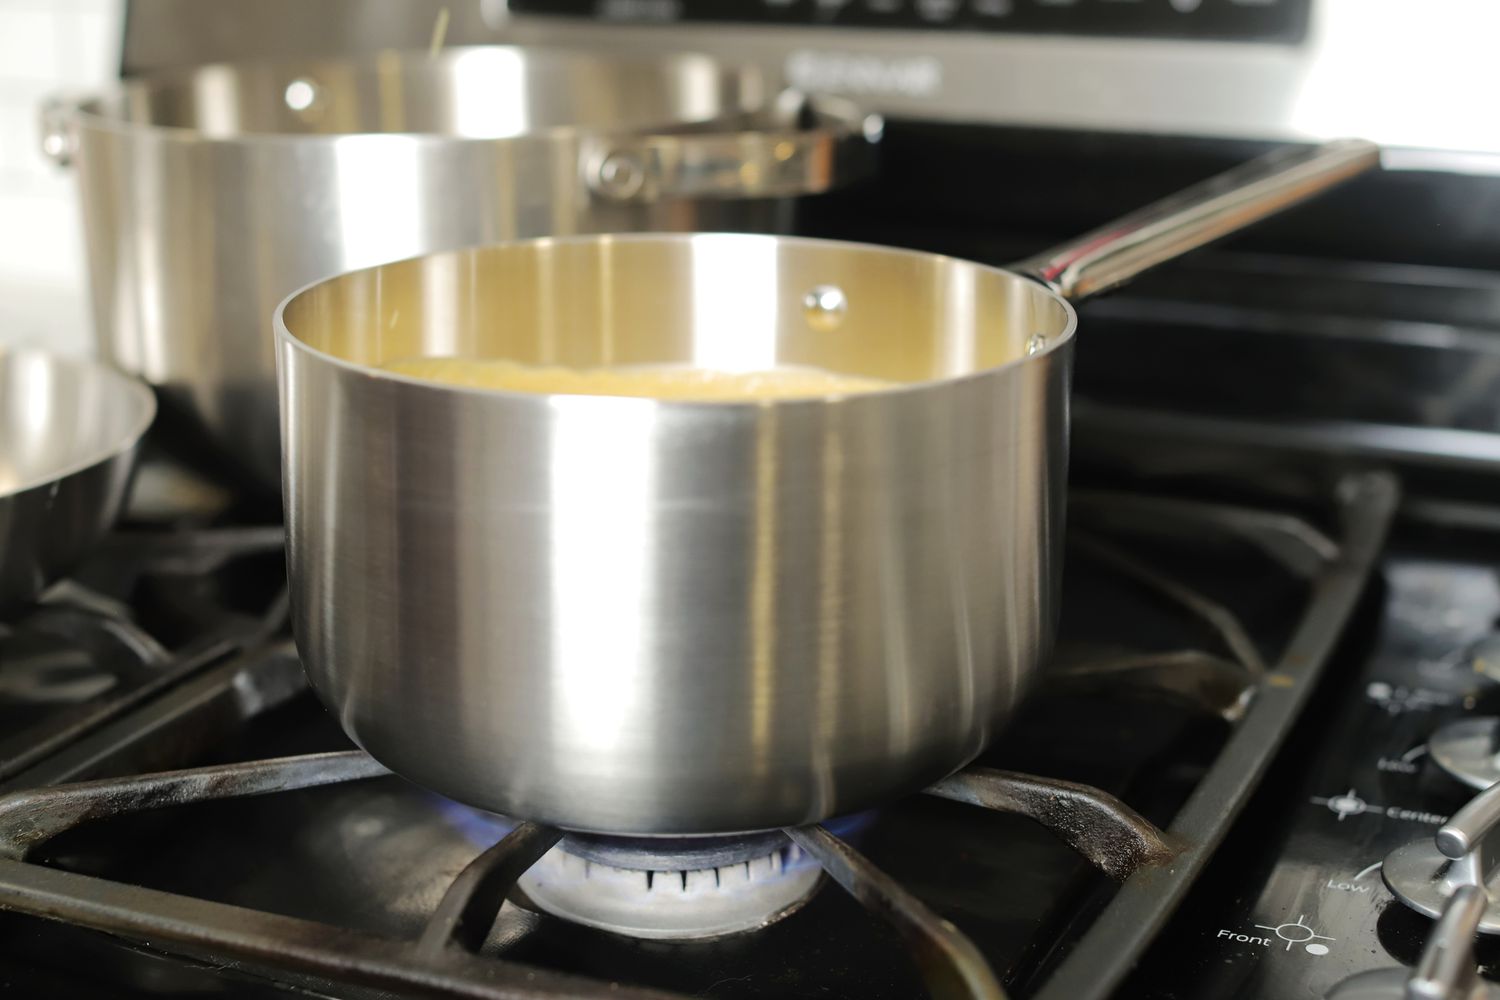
[508,0,1312,43]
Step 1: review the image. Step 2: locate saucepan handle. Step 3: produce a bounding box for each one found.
[1011,138,1381,303]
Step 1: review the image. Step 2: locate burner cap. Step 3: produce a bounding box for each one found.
[517,834,821,940]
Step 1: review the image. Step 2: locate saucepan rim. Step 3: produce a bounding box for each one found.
[271,230,1079,413]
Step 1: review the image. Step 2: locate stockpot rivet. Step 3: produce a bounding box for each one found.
[284,78,320,113]
[39,128,72,165]
[1026,333,1048,355]
[595,152,647,199]
[803,285,848,331]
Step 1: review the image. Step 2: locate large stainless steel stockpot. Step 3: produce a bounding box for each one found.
[0,350,155,610]
[43,46,876,487]
[276,140,1378,835]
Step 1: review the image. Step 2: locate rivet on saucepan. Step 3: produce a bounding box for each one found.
[283,78,320,113]
[595,152,647,200]
[1026,333,1048,356]
[803,285,848,331]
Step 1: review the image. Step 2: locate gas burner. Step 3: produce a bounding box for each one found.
[558,829,795,871]
[431,804,854,938]
[519,831,822,940]
[0,633,119,705]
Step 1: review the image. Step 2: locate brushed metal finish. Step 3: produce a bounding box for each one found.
[280,235,1073,833]
[48,46,875,487]
[276,142,1376,834]
[0,350,155,611]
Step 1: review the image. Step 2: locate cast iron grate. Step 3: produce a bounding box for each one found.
[0,472,1395,999]
[0,524,288,784]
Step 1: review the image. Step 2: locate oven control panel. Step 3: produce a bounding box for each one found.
[503,3,1495,154]
[508,0,1312,43]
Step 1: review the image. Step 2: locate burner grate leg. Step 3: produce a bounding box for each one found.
[786,824,1009,1000]
[926,767,1175,881]
[0,749,386,859]
[1070,530,1266,675]
[419,822,562,957]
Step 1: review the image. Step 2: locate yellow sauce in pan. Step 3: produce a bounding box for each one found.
[381,357,892,401]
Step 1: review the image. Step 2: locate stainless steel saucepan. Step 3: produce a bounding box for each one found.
[44,45,878,488]
[276,139,1378,835]
[0,350,155,610]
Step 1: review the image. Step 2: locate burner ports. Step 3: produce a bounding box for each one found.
[517,837,822,940]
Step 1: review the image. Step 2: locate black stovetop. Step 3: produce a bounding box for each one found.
[1129,532,1500,1000]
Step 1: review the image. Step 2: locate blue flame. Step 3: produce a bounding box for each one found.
[430,793,517,847]
[782,810,877,873]
[429,791,878,873]
[821,810,876,841]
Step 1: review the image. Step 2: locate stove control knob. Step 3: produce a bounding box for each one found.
[1326,886,1494,999]
[1430,718,1500,791]
[1470,635,1500,683]
[1385,780,1500,933]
